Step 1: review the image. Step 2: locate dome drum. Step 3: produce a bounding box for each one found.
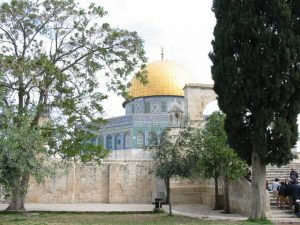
[124,96,184,115]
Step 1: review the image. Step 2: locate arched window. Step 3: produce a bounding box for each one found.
[175,112,180,126]
[115,133,122,150]
[91,137,97,145]
[149,131,158,146]
[137,131,144,146]
[106,135,112,150]
[169,114,173,126]
[124,132,131,149]
[98,136,104,146]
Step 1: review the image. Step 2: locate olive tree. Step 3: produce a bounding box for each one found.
[190,112,247,212]
[150,128,193,216]
[0,0,146,210]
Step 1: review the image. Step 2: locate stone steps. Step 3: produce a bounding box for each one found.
[269,197,297,219]
[266,162,300,183]
[270,211,297,218]
[266,162,300,220]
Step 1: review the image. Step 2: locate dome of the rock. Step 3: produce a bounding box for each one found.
[129,59,194,98]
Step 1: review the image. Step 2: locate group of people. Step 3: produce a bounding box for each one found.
[271,168,300,215]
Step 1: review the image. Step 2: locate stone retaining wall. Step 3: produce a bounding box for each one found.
[170,178,223,206]
[26,160,158,204]
[228,178,270,216]
[26,160,214,205]
[24,159,261,216]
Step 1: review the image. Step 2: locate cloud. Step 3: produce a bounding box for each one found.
[87,0,217,117]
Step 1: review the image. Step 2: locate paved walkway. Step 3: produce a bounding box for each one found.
[162,204,248,221]
[0,203,154,212]
[163,204,300,224]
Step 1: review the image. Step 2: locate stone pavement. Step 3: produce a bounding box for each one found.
[163,204,300,224]
[0,203,154,212]
[162,204,247,221]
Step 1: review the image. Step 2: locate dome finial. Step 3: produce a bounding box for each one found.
[161,47,164,60]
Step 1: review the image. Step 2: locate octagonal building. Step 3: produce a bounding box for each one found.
[97,59,195,157]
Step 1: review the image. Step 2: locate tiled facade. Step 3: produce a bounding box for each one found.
[98,96,185,150]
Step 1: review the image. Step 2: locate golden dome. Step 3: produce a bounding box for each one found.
[129,59,194,98]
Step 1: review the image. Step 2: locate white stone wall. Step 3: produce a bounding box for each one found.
[228,178,270,216]
[26,159,207,205]
[26,160,158,204]
[108,149,153,160]
[25,159,261,216]
[170,178,222,206]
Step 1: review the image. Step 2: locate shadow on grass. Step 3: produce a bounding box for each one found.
[241,218,274,225]
[0,210,163,215]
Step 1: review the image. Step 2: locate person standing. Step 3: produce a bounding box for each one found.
[292,183,300,215]
[290,168,298,182]
[286,179,295,210]
[278,181,288,209]
[272,178,280,206]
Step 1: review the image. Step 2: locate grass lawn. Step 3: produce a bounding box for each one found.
[0,212,274,225]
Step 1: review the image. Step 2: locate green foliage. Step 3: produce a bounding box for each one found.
[243,218,274,225]
[0,113,47,198]
[150,128,192,180]
[210,0,300,166]
[188,112,247,211]
[191,112,247,180]
[0,0,146,204]
[149,128,196,215]
[0,211,275,225]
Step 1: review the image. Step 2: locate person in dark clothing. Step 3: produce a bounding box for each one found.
[266,180,271,191]
[292,183,300,216]
[286,180,295,209]
[278,181,288,209]
[245,168,251,182]
[290,168,298,182]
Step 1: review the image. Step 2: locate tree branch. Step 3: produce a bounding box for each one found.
[0,26,19,57]
[27,17,53,49]
[54,44,85,62]
[60,50,97,73]
[3,97,10,108]
[0,81,18,90]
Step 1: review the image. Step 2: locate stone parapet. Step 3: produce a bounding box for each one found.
[184,83,214,89]
[108,149,153,161]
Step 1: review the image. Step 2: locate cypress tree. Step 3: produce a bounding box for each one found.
[210,0,300,219]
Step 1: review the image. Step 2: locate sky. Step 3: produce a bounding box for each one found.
[0,0,298,150]
[85,0,217,118]
[91,0,299,151]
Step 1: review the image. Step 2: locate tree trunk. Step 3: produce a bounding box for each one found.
[214,176,221,210]
[164,178,169,204]
[6,173,30,211]
[164,178,172,216]
[223,174,230,213]
[250,150,266,219]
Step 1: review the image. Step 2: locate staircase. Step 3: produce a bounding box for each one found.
[266,162,300,221]
[266,162,300,184]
